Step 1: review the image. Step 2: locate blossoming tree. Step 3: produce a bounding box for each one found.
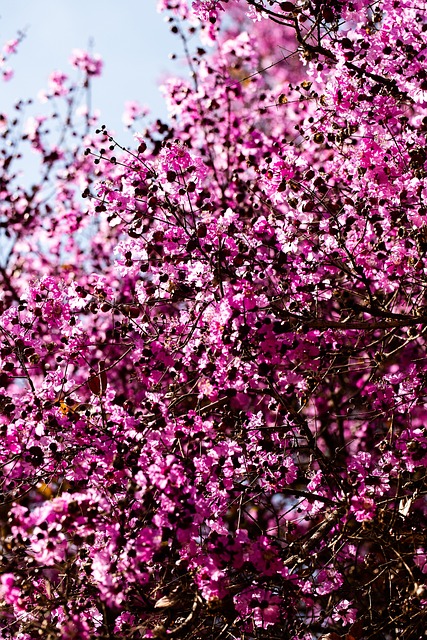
[1,0,427,638]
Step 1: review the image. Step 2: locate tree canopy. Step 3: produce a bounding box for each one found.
[1,1,427,638]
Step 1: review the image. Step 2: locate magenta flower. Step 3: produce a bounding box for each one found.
[350,495,376,522]
[0,574,22,609]
[315,569,344,595]
[414,549,427,574]
[234,587,282,628]
[192,0,223,21]
[331,599,358,625]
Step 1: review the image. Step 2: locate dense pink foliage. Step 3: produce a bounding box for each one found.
[1,1,427,638]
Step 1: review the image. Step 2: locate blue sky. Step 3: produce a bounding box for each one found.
[1,2,180,131]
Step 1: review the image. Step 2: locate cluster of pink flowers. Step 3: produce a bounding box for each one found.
[70,48,103,77]
[1,0,427,638]
[0,35,21,81]
[192,0,224,21]
[122,100,149,128]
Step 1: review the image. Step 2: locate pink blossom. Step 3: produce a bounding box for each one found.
[48,70,69,96]
[192,0,223,21]
[70,48,103,76]
[316,569,344,595]
[350,495,376,522]
[414,549,427,574]
[59,614,91,640]
[331,599,358,625]
[0,573,22,609]
[157,0,189,17]
[122,100,149,127]
[3,38,19,55]
[234,587,282,628]
[2,67,13,81]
